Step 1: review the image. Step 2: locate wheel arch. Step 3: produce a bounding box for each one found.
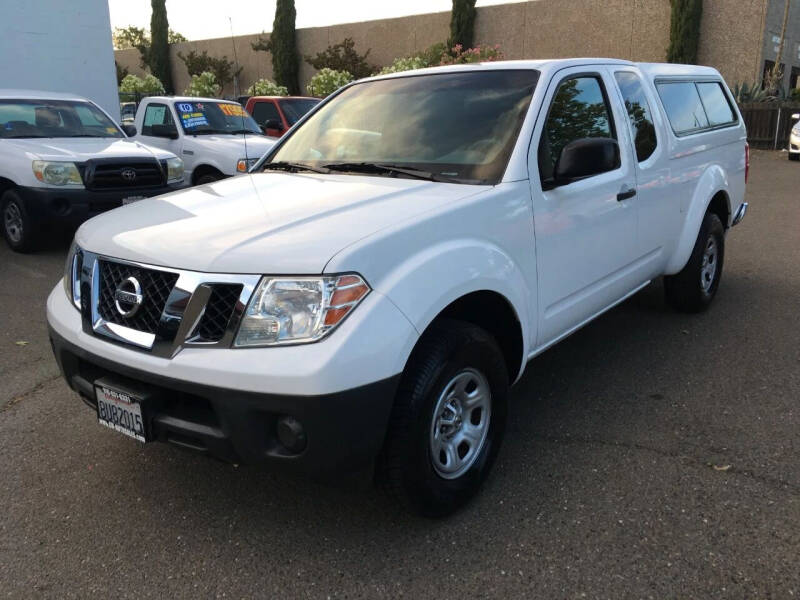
[191,164,225,185]
[0,176,17,196]
[665,165,731,275]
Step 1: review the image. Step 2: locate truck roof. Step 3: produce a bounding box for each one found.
[0,89,88,101]
[144,96,239,104]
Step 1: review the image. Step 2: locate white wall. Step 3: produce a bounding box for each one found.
[0,0,120,120]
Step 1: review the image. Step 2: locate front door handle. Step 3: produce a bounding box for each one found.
[617,186,637,202]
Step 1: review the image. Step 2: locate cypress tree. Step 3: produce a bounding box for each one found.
[149,0,174,93]
[271,0,300,95]
[449,0,477,50]
[666,0,703,64]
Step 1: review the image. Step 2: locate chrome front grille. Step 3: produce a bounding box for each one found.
[74,251,260,357]
[97,260,179,334]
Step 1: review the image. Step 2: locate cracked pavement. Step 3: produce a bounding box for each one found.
[1,150,799,598]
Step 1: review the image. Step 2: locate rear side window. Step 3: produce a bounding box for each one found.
[656,82,709,134]
[696,82,736,126]
[614,72,657,161]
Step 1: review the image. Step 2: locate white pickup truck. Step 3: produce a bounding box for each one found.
[48,59,748,516]
[131,96,276,185]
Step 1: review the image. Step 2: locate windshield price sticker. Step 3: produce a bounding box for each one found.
[219,103,246,117]
[176,103,210,128]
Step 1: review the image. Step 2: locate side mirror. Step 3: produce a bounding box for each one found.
[121,123,137,137]
[554,137,620,185]
[151,124,179,140]
[264,118,282,131]
[791,113,800,123]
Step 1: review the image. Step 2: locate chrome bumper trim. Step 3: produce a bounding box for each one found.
[731,202,748,227]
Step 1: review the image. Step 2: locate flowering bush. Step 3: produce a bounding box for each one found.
[306,68,354,97]
[118,74,165,95]
[184,71,221,97]
[438,44,504,65]
[377,56,430,75]
[247,78,289,96]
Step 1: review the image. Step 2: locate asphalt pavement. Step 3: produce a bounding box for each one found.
[1,150,799,598]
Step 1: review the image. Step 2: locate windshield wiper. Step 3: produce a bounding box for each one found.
[324,162,449,182]
[260,161,331,174]
[228,129,260,135]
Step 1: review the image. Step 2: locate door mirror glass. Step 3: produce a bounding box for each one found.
[554,137,620,185]
[264,118,282,131]
[120,123,137,137]
[151,123,179,139]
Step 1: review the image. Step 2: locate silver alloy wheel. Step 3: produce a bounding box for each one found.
[700,235,718,293]
[3,201,23,244]
[429,367,492,480]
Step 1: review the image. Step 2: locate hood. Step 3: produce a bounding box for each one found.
[189,134,276,160]
[76,172,488,274]
[5,137,173,162]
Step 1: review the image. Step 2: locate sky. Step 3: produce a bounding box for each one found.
[108,0,525,42]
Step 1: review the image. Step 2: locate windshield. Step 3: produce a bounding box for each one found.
[268,70,538,184]
[279,98,320,125]
[0,99,123,139]
[174,101,262,135]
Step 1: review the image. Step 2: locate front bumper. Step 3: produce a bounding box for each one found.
[50,327,400,476]
[790,132,799,153]
[17,182,186,229]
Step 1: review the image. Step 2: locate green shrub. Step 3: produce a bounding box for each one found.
[247,79,289,96]
[184,72,221,97]
[305,38,375,79]
[377,56,430,75]
[307,68,354,97]
[118,73,165,95]
[667,0,703,64]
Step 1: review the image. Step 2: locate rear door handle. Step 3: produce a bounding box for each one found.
[617,186,637,202]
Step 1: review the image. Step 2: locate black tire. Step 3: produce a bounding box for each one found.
[195,173,222,185]
[789,153,800,161]
[2,189,40,253]
[377,319,509,517]
[664,211,725,313]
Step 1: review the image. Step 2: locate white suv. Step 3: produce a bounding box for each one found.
[132,96,276,185]
[0,90,185,252]
[47,60,748,516]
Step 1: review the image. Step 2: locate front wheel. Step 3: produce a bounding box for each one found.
[2,189,40,253]
[789,152,800,162]
[664,211,725,312]
[377,319,508,517]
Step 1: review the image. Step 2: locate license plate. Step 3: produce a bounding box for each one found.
[96,384,147,442]
[122,196,145,205]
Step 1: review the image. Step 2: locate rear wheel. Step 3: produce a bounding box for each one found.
[664,211,725,312]
[377,319,508,517]
[2,189,40,253]
[789,152,800,161]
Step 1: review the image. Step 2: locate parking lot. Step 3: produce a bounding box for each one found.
[0,150,798,598]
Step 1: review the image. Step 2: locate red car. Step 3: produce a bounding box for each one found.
[244,96,320,137]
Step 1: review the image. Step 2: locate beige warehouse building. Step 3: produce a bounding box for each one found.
[115,0,800,96]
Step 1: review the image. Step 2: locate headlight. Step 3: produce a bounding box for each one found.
[32,161,82,186]
[236,157,260,173]
[234,274,370,347]
[63,241,82,311]
[166,157,184,182]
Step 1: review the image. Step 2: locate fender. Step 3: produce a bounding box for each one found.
[370,239,534,381]
[664,164,730,275]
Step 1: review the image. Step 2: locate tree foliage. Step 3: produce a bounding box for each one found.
[666,0,703,64]
[449,0,477,49]
[178,50,242,90]
[307,68,354,97]
[149,0,174,93]
[305,38,375,79]
[271,0,300,95]
[184,72,221,97]
[118,73,165,95]
[113,25,185,75]
[247,79,289,96]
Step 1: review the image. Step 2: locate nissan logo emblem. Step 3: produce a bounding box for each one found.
[114,276,143,317]
[121,168,137,182]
